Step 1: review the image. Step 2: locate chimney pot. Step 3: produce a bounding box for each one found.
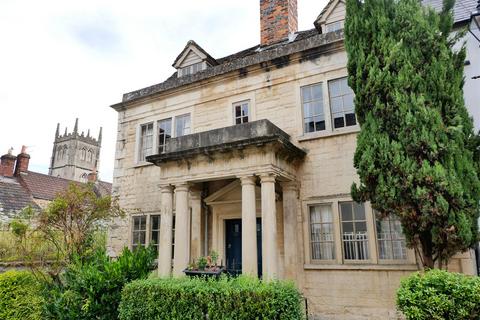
[0,150,17,177]
[260,0,298,46]
[14,146,30,176]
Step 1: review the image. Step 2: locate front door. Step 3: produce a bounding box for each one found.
[225,218,262,277]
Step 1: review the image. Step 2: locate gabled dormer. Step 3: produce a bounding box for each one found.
[314,0,346,34]
[173,40,218,77]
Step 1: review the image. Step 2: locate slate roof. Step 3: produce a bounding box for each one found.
[0,176,39,216]
[422,0,478,24]
[113,29,343,108]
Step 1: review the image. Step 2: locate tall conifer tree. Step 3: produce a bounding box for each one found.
[345,0,480,268]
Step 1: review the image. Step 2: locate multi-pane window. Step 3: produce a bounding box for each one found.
[175,114,191,137]
[340,202,369,260]
[180,62,204,77]
[233,101,249,124]
[150,215,161,253]
[309,205,335,260]
[158,118,172,153]
[325,20,344,33]
[302,83,325,133]
[132,216,147,251]
[375,212,407,260]
[328,77,356,129]
[139,123,153,162]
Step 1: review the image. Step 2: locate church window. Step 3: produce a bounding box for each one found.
[61,146,67,160]
[87,150,93,162]
[81,148,86,160]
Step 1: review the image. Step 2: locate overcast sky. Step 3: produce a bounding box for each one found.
[0,0,328,182]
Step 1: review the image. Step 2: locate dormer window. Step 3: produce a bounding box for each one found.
[179,62,205,77]
[325,20,344,33]
[173,40,217,78]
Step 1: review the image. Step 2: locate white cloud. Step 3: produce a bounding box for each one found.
[0,0,328,182]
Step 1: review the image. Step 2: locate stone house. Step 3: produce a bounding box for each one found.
[107,0,479,318]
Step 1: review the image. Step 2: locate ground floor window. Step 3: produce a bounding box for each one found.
[132,216,146,251]
[150,215,161,252]
[306,199,411,265]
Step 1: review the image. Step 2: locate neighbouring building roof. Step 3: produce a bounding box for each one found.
[422,0,477,24]
[113,29,343,108]
[0,176,39,218]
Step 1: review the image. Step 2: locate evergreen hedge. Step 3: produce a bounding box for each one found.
[0,270,43,320]
[118,276,304,320]
[397,269,480,320]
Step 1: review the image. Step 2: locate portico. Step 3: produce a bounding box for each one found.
[147,120,305,279]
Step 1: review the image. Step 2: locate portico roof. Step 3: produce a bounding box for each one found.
[146,119,306,166]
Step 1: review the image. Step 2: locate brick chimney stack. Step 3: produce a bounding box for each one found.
[0,148,16,177]
[87,167,97,183]
[14,145,30,176]
[260,0,298,46]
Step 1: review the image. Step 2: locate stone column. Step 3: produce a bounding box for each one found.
[173,183,190,276]
[260,173,278,280]
[281,181,298,280]
[240,175,258,276]
[158,185,173,277]
[190,191,202,262]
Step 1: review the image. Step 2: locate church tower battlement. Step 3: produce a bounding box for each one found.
[49,118,102,182]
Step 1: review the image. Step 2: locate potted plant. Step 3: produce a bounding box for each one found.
[183,250,225,278]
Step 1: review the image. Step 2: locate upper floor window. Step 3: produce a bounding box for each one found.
[158,118,172,153]
[179,62,204,77]
[325,20,344,33]
[139,123,153,162]
[309,204,335,260]
[340,202,369,260]
[302,83,325,133]
[87,150,93,162]
[175,114,191,137]
[375,212,407,260]
[132,216,147,251]
[233,101,249,124]
[329,77,356,129]
[80,148,86,160]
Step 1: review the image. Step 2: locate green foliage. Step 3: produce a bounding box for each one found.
[43,246,156,320]
[397,270,480,319]
[38,182,125,264]
[0,270,44,320]
[345,0,480,268]
[118,275,304,320]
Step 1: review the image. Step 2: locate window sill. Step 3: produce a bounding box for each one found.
[304,263,418,271]
[297,126,360,142]
[132,162,154,168]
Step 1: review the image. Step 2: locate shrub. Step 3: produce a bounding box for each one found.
[397,269,480,320]
[0,270,43,320]
[44,246,157,320]
[119,275,304,320]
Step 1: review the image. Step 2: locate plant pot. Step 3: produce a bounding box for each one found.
[183,266,225,279]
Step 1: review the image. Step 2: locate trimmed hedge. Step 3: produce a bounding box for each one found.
[119,276,304,320]
[397,269,480,320]
[0,270,43,320]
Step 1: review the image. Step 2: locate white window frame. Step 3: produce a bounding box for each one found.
[374,211,410,264]
[131,215,147,251]
[137,122,154,163]
[339,201,370,262]
[304,197,416,267]
[158,118,173,154]
[174,114,191,137]
[325,20,344,33]
[233,100,250,125]
[328,77,357,131]
[309,203,336,261]
[301,82,327,134]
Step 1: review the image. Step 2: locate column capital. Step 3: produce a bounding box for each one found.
[238,175,256,186]
[174,183,190,193]
[159,184,173,193]
[190,190,202,200]
[259,173,276,183]
[280,181,299,192]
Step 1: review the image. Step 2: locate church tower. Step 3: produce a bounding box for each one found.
[49,118,102,182]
